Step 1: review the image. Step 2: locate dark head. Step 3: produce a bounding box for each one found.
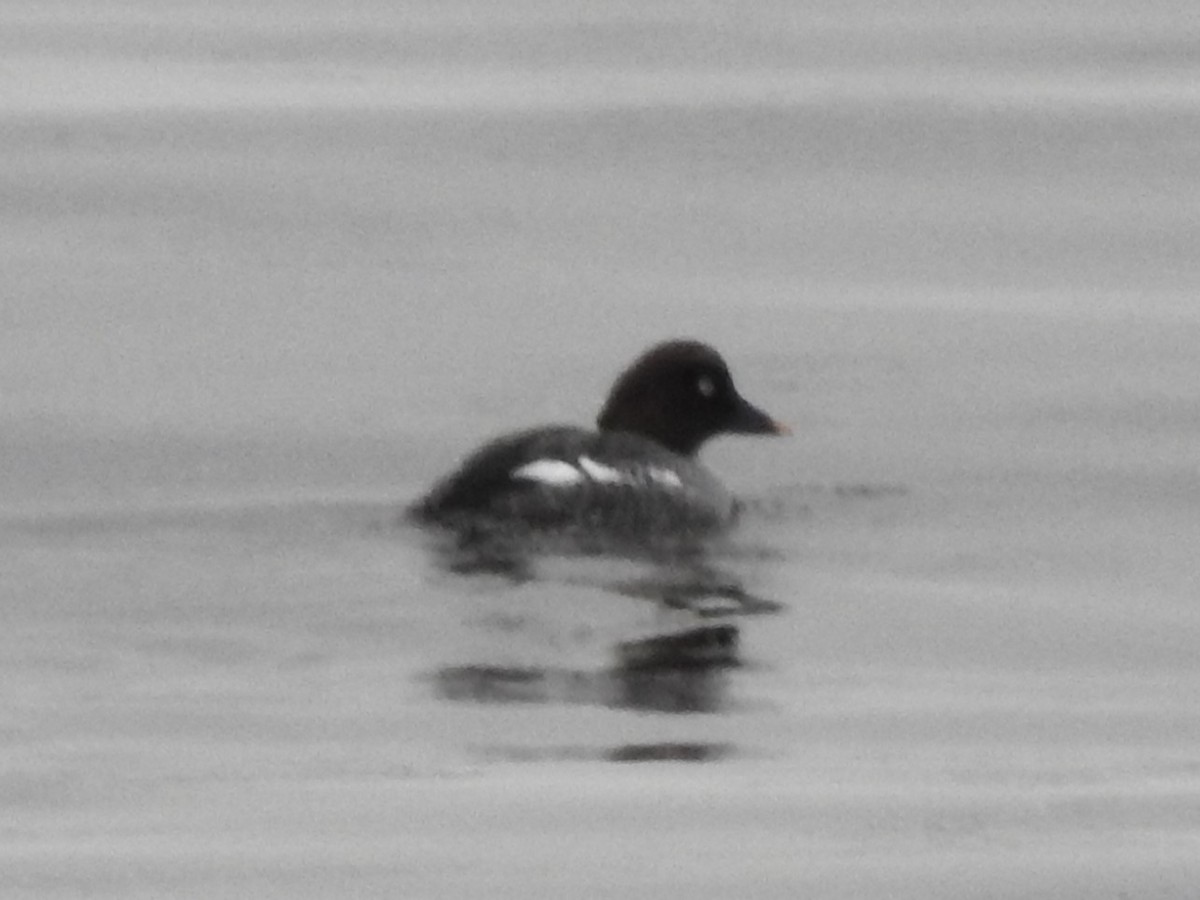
[596,340,788,456]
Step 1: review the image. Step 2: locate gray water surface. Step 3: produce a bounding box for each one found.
[5,3,1200,897]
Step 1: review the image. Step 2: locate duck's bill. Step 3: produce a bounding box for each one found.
[730,396,790,436]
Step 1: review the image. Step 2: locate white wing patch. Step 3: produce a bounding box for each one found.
[512,456,685,491]
[581,456,684,490]
[577,456,624,484]
[645,466,683,489]
[511,459,585,486]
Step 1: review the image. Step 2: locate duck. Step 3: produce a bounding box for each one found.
[409,339,787,555]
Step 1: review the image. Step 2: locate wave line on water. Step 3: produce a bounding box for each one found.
[10,58,1200,115]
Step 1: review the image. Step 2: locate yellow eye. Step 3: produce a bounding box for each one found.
[697,375,716,398]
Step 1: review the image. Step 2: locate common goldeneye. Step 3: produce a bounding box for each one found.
[409,340,787,553]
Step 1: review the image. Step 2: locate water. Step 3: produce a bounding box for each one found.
[4,2,1200,896]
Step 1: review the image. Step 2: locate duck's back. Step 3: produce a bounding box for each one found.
[410,425,737,544]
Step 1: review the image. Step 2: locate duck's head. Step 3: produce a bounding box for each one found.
[596,340,788,456]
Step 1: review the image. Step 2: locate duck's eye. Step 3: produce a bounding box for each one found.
[696,375,716,398]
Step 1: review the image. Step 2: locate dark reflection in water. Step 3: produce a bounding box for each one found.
[415,514,784,719]
[433,622,739,714]
[409,481,915,762]
[410,492,817,719]
[421,520,788,619]
[613,664,731,713]
[475,742,735,764]
[607,742,733,763]
[615,622,738,712]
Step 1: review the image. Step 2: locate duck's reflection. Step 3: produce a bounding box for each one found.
[474,742,736,764]
[433,621,738,714]
[419,515,782,717]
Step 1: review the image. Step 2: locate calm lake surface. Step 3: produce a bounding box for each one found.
[3,2,1200,897]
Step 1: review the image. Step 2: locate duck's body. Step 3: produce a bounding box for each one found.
[410,340,786,553]
[412,425,737,539]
